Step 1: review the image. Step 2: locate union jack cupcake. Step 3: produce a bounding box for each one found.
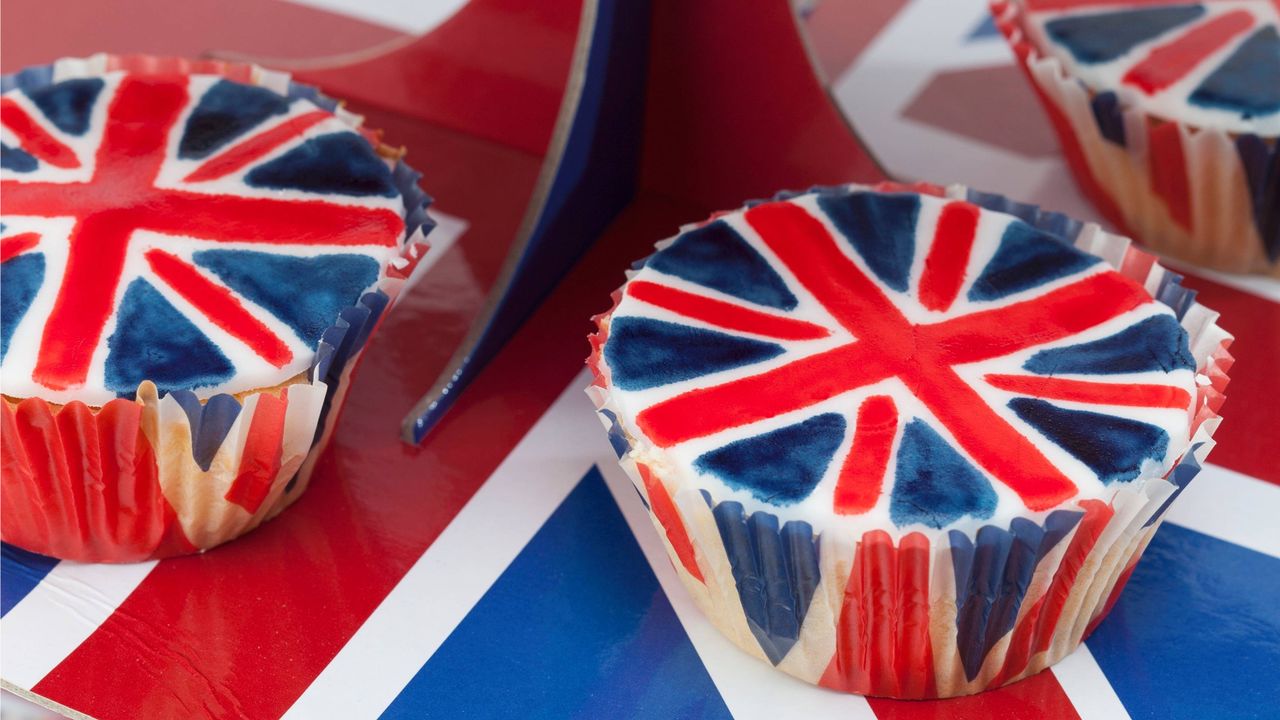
[0,55,432,562]
[993,0,1279,276]
[586,183,1232,698]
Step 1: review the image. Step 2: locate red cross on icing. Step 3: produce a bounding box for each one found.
[625,200,1184,512]
[0,75,403,391]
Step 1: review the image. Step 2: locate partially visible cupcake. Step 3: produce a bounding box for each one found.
[0,54,432,562]
[993,0,1279,276]
[587,182,1231,698]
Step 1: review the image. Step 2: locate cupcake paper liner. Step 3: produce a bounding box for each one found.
[586,181,1232,699]
[991,0,1279,276]
[0,54,434,563]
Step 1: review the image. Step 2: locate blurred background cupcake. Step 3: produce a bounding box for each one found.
[993,0,1279,276]
[0,54,432,562]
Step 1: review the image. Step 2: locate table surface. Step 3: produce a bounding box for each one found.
[2,1,1278,719]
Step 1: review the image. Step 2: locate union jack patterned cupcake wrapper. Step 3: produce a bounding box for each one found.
[992,0,1279,276]
[586,182,1233,698]
[0,54,433,563]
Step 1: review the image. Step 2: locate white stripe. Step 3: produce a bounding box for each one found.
[1166,462,1280,559]
[283,0,469,35]
[1052,645,1132,720]
[1159,258,1280,305]
[596,461,880,720]
[282,370,601,719]
[0,561,156,690]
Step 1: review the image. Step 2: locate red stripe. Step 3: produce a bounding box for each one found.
[820,531,936,698]
[908,366,1077,511]
[867,669,1082,720]
[184,110,332,183]
[746,201,910,337]
[833,395,898,515]
[1123,11,1255,94]
[1,398,194,562]
[637,463,705,583]
[985,374,1192,409]
[0,232,39,263]
[627,280,829,341]
[223,391,288,514]
[0,180,405,248]
[1032,500,1113,655]
[1176,273,1280,485]
[146,249,293,367]
[925,272,1151,366]
[1148,123,1192,230]
[637,343,900,447]
[0,97,80,169]
[31,216,134,390]
[918,201,980,313]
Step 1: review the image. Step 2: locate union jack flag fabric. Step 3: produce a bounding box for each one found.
[586,183,1230,698]
[0,65,412,407]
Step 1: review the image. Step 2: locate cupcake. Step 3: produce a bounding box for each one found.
[993,0,1279,276]
[0,54,432,562]
[586,183,1231,698]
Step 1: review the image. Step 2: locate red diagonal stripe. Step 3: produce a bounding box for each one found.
[986,374,1192,410]
[926,271,1150,365]
[627,280,830,341]
[1123,10,1254,94]
[904,366,1077,510]
[0,232,40,263]
[637,342,900,447]
[918,201,979,313]
[184,110,332,183]
[745,201,909,337]
[833,395,898,515]
[0,98,80,169]
[146,249,293,367]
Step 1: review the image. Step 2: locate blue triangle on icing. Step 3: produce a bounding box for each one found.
[1,253,45,361]
[178,79,292,160]
[695,413,846,506]
[1010,398,1168,485]
[192,249,380,349]
[24,77,103,136]
[968,220,1099,302]
[1,144,37,172]
[817,191,918,292]
[890,419,997,529]
[105,279,234,396]
[646,220,798,310]
[245,132,398,197]
[602,316,784,391]
[1045,5,1205,64]
[1191,27,1280,118]
[1024,314,1195,375]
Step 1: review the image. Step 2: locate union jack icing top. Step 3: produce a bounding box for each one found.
[1020,0,1280,134]
[597,187,1199,534]
[0,68,413,406]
